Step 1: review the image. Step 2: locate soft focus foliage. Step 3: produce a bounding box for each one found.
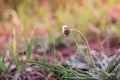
[0,0,120,80]
[0,0,120,39]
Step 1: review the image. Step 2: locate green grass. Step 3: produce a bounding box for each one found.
[27,27,120,80]
[27,54,120,80]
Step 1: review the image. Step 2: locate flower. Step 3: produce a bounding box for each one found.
[62,25,70,36]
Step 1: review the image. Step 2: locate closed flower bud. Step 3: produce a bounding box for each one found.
[62,25,70,36]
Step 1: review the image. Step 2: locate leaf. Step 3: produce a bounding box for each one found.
[0,49,6,73]
[105,54,120,73]
[12,29,19,69]
[63,77,100,80]
[27,61,65,71]
[12,35,17,57]
[27,61,95,79]
[26,39,33,61]
[0,62,6,73]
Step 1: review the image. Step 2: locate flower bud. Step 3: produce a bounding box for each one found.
[62,25,70,36]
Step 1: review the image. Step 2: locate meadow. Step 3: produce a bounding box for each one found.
[0,0,120,80]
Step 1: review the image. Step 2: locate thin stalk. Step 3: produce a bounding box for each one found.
[41,42,47,63]
[21,26,37,71]
[12,29,19,70]
[49,35,56,64]
[52,43,56,64]
[71,29,99,74]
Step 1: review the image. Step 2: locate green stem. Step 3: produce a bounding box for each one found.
[52,43,56,64]
[71,29,99,74]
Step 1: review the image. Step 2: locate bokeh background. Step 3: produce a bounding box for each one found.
[0,0,120,55]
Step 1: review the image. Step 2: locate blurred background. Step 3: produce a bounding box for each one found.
[0,0,120,56]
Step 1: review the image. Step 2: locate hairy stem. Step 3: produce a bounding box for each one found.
[71,29,99,74]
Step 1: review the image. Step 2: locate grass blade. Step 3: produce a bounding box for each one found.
[63,77,100,80]
[0,62,6,73]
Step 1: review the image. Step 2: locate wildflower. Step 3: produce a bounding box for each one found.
[62,25,70,36]
[62,25,99,74]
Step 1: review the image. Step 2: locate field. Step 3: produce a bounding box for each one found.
[0,0,120,80]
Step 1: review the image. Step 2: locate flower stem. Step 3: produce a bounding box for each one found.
[71,29,99,74]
